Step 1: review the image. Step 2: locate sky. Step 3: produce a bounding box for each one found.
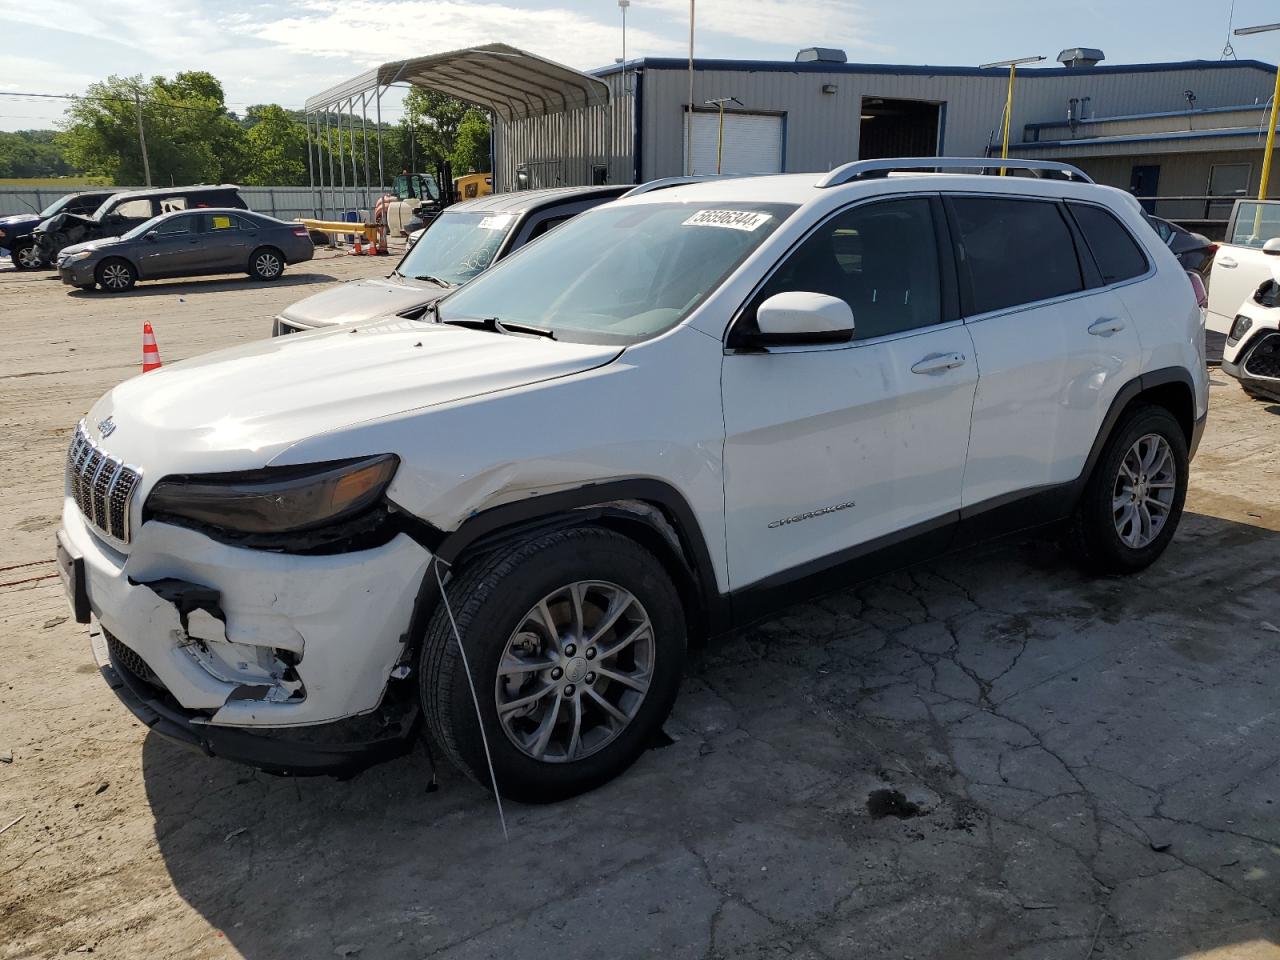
[1,0,1278,132]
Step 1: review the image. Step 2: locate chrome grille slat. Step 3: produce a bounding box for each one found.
[65,421,141,543]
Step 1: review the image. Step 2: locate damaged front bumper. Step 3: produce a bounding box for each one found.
[59,499,433,775]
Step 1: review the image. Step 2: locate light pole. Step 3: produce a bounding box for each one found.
[1234,22,1280,209]
[618,0,630,93]
[686,0,696,176]
[705,96,742,174]
[980,55,1045,174]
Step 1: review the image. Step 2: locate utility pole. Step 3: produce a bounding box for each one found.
[134,90,152,186]
[705,97,742,174]
[979,55,1045,175]
[686,0,695,176]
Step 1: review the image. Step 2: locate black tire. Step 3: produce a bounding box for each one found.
[1063,404,1189,575]
[248,246,285,281]
[95,258,136,292]
[10,239,44,271]
[421,526,686,803]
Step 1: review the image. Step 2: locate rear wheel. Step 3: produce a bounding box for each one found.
[421,527,686,803]
[249,247,284,281]
[95,258,136,292]
[10,240,44,270]
[1063,404,1188,574]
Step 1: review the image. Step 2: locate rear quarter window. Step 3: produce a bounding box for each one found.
[1070,203,1149,284]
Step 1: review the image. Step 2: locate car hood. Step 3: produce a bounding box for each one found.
[59,237,120,258]
[278,276,447,328]
[0,213,39,230]
[85,319,621,474]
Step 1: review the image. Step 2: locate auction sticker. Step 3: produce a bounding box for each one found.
[478,213,516,231]
[683,209,773,231]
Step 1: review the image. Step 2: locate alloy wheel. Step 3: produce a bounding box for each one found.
[15,245,43,269]
[1112,433,1176,549]
[101,263,131,290]
[495,580,655,763]
[255,252,281,277]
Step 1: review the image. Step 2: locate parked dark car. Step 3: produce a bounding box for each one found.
[35,184,247,265]
[1145,214,1216,278]
[274,184,630,334]
[0,190,116,270]
[57,208,313,292]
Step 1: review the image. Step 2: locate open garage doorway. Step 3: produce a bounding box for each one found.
[858,97,942,159]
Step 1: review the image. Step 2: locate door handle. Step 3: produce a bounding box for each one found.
[1088,317,1126,336]
[1218,257,1238,268]
[911,352,966,374]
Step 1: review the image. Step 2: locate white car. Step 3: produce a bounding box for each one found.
[1205,198,1280,335]
[1221,250,1280,402]
[57,158,1207,801]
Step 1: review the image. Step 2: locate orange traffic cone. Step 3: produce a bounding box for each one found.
[376,225,389,255]
[142,322,162,372]
[351,235,364,256]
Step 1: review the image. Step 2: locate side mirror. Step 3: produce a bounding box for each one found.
[1263,237,1280,256]
[737,291,855,348]
[144,230,158,242]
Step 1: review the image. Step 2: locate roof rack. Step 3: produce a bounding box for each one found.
[621,174,747,198]
[816,158,1092,188]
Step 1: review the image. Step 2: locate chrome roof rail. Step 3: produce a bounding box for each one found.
[621,174,745,198]
[815,157,1093,188]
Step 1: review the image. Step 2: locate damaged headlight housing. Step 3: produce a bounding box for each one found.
[146,455,399,535]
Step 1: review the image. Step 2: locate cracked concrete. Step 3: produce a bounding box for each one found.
[1,258,1279,959]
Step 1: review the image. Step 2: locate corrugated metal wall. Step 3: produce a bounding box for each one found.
[636,62,1278,179]
[492,72,635,190]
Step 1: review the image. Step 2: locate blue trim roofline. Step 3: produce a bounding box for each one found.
[1025,102,1271,130]
[1013,127,1268,150]
[590,57,1275,80]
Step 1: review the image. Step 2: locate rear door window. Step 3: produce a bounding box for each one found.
[947,196,1084,315]
[1070,203,1149,284]
[201,213,242,232]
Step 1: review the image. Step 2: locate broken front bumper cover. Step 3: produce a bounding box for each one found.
[93,621,419,777]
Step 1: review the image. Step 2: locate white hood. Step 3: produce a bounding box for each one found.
[86,320,621,474]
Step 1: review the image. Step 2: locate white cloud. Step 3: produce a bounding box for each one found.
[639,0,880,53]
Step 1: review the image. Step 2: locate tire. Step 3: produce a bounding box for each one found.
[1063,404,1189,575]
[95,258,136,292]
[421,526,686,803]
[248,246,284,281]
[10,240,44,271]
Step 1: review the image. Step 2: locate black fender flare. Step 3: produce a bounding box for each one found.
[394,480,729,662]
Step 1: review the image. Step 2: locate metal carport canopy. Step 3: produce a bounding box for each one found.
[303,43,611,121]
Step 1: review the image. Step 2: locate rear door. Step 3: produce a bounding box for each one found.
[949,194,1143,516]
[1206,200,1280,333]
[198,213,252,271]
[721,194,977,592]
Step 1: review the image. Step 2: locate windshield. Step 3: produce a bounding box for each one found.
[396,211,517,286]
[436,201,795,344]
[40,196,72,218]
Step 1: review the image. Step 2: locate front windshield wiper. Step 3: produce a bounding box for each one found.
[440,315,556,340]
[413,274,453,288]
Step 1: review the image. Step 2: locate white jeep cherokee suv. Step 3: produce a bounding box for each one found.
[57,158,1207,802]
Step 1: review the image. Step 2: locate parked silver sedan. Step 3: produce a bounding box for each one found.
[57,208,314,292]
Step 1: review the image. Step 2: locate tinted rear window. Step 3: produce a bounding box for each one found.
[1070,203,1149,284]
[948,197,1083,315]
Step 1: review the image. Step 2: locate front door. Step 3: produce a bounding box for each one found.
[1128,165,1160,214]
[721,195,977,595]
[946,195,1144,509]
[135,213,201,278]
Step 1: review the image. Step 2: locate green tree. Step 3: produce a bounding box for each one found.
[58,72,246,185]
[242,104,309,185]
[400,89,489,172]
[450,109,491,174]
[0,130,78,178]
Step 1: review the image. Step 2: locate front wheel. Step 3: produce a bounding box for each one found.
[11,240,44,270]
[421,527,686,803]
[95,258,136,292]
[248,247,284,281]
[1063,404,1189,574]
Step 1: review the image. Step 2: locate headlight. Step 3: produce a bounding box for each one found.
[1228,314,1253,345]
[146,455,398,535]
[65,250,94,262]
